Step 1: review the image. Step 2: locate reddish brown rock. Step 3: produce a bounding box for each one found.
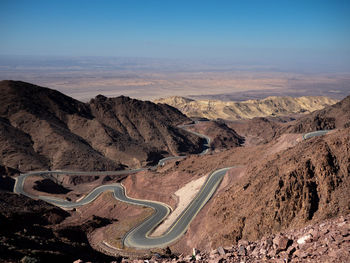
[118,214,350,263]
[0,80,204,171]
[217,246,225,256]
[273,234,291,253]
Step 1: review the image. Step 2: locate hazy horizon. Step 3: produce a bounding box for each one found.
[1,1,349,100]
[1,54,349,102]
[1,0,350,72]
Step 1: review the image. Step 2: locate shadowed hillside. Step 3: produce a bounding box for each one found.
[0,80,204,171]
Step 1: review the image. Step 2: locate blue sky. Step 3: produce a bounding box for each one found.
[1,0,350,70]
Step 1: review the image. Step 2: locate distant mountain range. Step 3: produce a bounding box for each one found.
[155,96,338,121]
[280,94,350,133]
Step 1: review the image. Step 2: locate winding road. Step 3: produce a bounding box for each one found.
[13,123,329,250]
[302,130,330,140]
[13,122,222,249]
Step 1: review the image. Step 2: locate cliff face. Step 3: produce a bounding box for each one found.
[205,127,350,247]
[155,96,338,121]
[0,80,203,171]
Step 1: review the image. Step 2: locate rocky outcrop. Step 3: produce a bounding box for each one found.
[155,96,338,121]
[211,214,350,262]
[204,127,350,248]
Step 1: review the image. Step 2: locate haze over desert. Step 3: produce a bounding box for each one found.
[1,56,350,102]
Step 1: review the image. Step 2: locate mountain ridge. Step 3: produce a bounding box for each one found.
[155,95,338,121]
[280,94,350,133]
[0,80,206,171]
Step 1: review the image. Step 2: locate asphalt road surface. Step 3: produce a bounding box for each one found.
[303,130,330,140]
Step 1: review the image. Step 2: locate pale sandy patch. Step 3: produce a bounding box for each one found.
[150,175,207,236]
[269,133,301,156]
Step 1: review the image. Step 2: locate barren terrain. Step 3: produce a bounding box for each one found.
[1,56,349,101]
[0,80,204,171]
[1,82,349,262]
[155,96,337,121]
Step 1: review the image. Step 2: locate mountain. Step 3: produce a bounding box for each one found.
[224,95,350,145]
[89,95,203,160]
[0,80,204,171]
[204,127,350,248]
[280,95,350,133]
[204,97,350,246]
[155,96,338,121]
[165,95,349,254]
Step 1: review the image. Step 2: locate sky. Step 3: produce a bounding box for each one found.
[1,0,350,71]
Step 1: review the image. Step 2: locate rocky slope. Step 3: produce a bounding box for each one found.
[224,116,292,145]
[155,96,338,121]
[200,127,350,249]
[120,214,349,262]
[89,95,203,163]
[185,121,245,151]
[0,192,116,263]
[0,80,204,171]
[0,165,18,191]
